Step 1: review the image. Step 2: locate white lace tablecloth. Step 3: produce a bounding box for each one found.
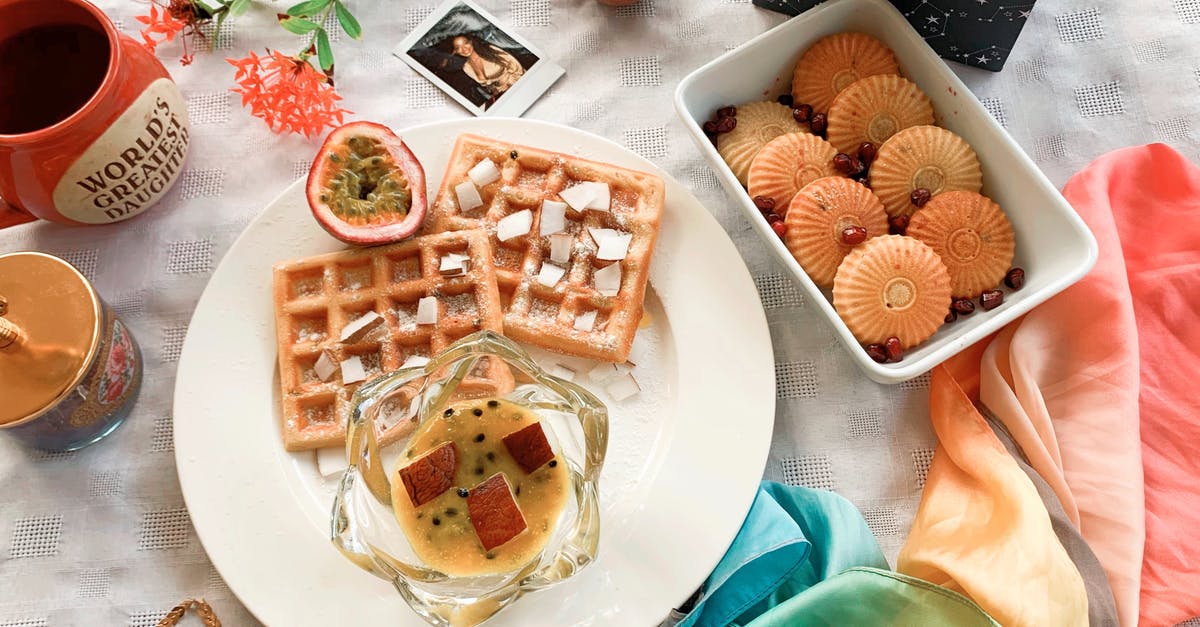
[2,1,1198,625]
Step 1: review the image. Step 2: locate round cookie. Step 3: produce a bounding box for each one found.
[826,75,935,154]
[716,101,807,186]
[833,235,952,348]
[748,133,840,211]
[791,32,900,113]
[784,176,889,288]
[906,190,1015,299]
[868,125,983,218]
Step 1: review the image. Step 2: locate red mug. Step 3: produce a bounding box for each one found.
[0,0,190,228]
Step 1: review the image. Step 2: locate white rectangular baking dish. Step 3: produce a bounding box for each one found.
[674,0,1098,384]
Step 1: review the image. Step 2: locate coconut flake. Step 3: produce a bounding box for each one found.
[588,361,620,383]
[597,233,633,261]
[537,263,566,287]
[340,311,383,343]
[549,233,573,264]
[593,263,622,296]
[588,227,619,246]
[606,372,641,401]
[402,355,431,369]
[468,159,501,186]
[545,362,577,381]
[497,209,533,242]
[439,253,470,277]
[455,181,482,211]
[316,446,348,477]
[585,182,611,211]
[340,356,367,384]
[574,310,598,332]
[539,200,568,236]
[416,296,438,325]
[559,183,597,211]
[314,351,337,381]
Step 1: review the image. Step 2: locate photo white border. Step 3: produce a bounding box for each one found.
[393,0,565,118]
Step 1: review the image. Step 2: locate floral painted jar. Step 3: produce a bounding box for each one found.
[0,252,142,450]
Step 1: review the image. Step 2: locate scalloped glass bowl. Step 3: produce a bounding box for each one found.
[330,330,608,627]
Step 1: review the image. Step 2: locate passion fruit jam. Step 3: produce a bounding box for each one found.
[321,134,413,224]
[391,398,569,576]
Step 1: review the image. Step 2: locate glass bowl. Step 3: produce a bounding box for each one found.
[331,330,608,627]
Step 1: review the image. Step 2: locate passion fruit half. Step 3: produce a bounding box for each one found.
[307,121,427,245]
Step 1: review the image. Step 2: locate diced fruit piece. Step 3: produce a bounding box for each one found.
[398,442,458,507]
[466,473,528,551]
[502,422,555,473]
[307,121,427,245]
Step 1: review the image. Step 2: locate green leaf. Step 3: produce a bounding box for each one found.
[334,2,362,40]
[278,17,321,35]
[228,0,251,17]
[316,28,334,71]
[286,0,331,17]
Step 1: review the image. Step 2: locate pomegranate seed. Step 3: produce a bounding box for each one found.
[980,289,1004,310]
[771,222,787,238]
[766,214,783,225]
[1004,267,1025,290]
[810,112,827,135]
[702,120,719,135]
[857,142,877,165]
[865,344,888,363]
[944,309,958,323]
[887,214,909,236]
[792,104,813,123]
[715,117,737,133]
[776,94,794,107]
[951,298,975,316]
[716,106,737,119]
[910,188,932,207]
[840,225,868,245]
[884,337,903,362]
[752,195,776,212]
[832,153,855,174]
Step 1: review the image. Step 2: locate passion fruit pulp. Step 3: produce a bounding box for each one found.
[307,121,427,245]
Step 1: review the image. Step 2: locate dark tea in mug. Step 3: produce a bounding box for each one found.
[0,23,111,134]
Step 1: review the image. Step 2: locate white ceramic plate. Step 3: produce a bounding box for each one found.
[173,119,775,626]
[674,0,1098,384]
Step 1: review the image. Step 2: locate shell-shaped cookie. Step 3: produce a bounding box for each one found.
[826,75,934,154]
[906,190,1015,299]
[784,177,889,288]
[791,32,900,113]
[747,133,840,210]
[868,125,983,218]
[833,234,951,347]
[716,101,807,186]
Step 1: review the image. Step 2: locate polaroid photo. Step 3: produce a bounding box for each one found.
[394,0,564,117]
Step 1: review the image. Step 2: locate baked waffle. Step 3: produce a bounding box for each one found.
[272,230,511,451]
[423,134,665,363]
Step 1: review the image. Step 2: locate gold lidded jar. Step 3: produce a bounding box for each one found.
[0,251,142,450]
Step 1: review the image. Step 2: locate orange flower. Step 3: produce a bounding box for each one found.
[136,0,202,65]
[135,2,188,54]
[227,50,351,137]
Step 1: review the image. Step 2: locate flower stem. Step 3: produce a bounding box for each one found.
[298,1,337,62]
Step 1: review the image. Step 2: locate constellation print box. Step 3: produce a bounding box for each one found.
[753,0,1035,71]
[673,0,1097,384]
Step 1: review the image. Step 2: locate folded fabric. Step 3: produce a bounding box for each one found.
[986,414,1119,626]
[745,567,1000,627]
[671,481,887,627]
[1084,144,1200,626]
[897,361,1090,626]
[975,146,1151,625]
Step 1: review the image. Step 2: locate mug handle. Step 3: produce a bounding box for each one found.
[0,195,37,229]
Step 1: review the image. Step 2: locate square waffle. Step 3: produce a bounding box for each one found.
[424,134,665,362]
[272,230,510,451]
